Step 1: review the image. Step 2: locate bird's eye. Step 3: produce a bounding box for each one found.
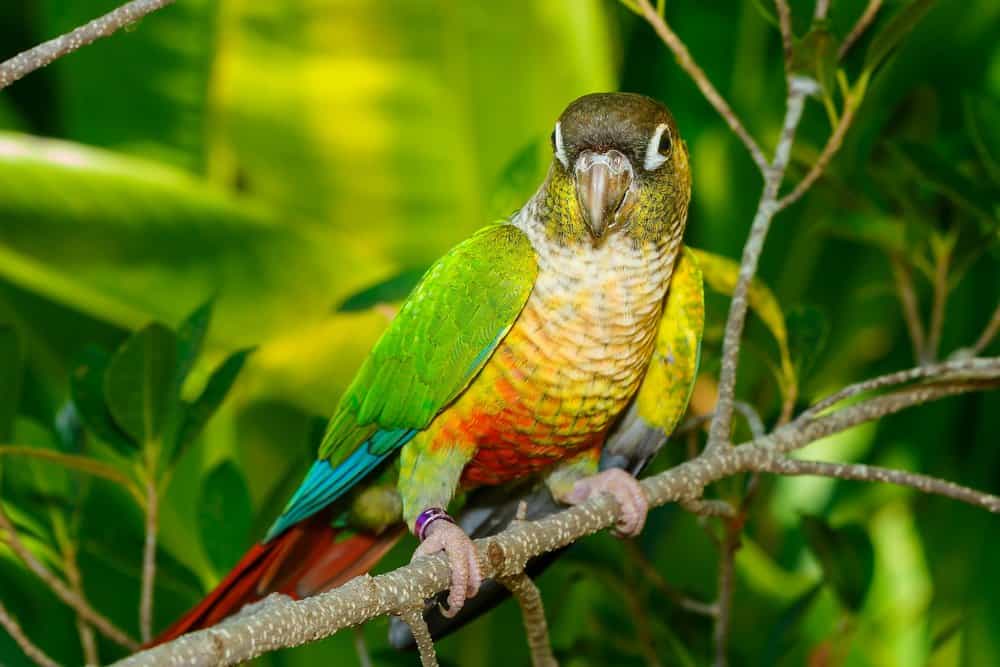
[658,130,672,155]
[643,123,671,171]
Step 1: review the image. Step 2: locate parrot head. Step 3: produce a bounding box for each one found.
[538,92,690,246]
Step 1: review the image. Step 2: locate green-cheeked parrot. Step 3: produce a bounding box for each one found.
[153,92,700,644]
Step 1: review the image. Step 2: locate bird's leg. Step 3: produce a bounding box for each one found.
[412,510,482,617]
[399,439,480,616]
[547,448,649,538]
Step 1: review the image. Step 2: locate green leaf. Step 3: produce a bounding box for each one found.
[0,324,22,441]
[104,322,178,446]
[199,461,253,573]
[173,349,251,461]
[336,268,426,312]
[175,299,214,392]
[70,345,137,454]
[863,0,937,75]
[821,214,910,255]
[786,305,829,379]
[488,136,550,219]
[792,24,838,99]
[801,515,875,613]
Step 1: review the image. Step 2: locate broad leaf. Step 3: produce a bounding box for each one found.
[864,0,937,75]
[70,345,136,454]
[173,349,251,462]
[104,323,178,446]
[175,300,214,393]
[801,515,875,613]
[199,461,253,573]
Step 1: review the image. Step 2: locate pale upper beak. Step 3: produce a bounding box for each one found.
[574,149,634,239]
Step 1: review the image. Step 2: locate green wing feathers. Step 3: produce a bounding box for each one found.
[319,223,538,462]
[635,246,705,434]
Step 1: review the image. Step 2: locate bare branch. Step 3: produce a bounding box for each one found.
[839,0,884,60]
[706,75,818,453]
[624,542,718,617]
[117,367,1000,667]
[0,505,139,650]
[139,476,159,643]
[814,0,831,20]
[400,608,439,667]
[926,245,953,363]
[759,457,1000,512]
[498,573,558,667]
[713,523,740,667]
[800,357,1000,419]
[0,0,176,91]
[0,600,60,667]
[681,498,738,519]
[634,0,769,171]
[63,546,99,665]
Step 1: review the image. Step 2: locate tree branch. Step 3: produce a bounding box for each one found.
[0,0,176,91]
[706,75,818,453]
[400,608,439,667]
[0,505,139,650]
[891,257,928,364]
[497,573,558,667]
[970,300,1000,356]
[0,600,60,667]
[758,457,1000,512]
[634,0,769,171]
[115,365,1000,666]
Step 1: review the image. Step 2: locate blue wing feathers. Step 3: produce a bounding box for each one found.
[264,428,417,540]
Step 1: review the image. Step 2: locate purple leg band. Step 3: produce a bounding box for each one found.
[414,507,455,541]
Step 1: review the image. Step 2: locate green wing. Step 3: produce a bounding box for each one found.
[320,223,538,463]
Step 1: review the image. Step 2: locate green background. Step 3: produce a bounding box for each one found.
[0,1,998,665]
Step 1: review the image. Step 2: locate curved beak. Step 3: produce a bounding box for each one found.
[574,149,633,239]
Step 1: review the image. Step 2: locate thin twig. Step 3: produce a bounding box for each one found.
[0,600,60,667]
[139,475,158,643]
[970,301,1000,356]
[624,542,718,617]
[776,89,861,211]
[0,0,177,91]
[713,523,741,667]
[891,257,927,364]
[497,573,558,667]
[0,446,144,505]
[838,0,883,60]
[800,357,1000,419]
[0,504,138,650]
[681,499,738,519]
[63,546,99,665]
[926,246,952,363]
[774,0,794,70]
[634,0,769,171]
[759,457,1000,512]
[400,608,439,667]
[352,627,373,667]
[814,0,831,20]
[706,75,818,453]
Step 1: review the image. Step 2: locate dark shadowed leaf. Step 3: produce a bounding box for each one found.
[864,0,937,75]
[822,214,909,255]
[199,461,253,572]
[801,515,875,613]
[761,583,823,665]
[787,305,829,380]
[0,324,22,441]
[336,269,426,312]
[70,345,137,454]
[488,136,550,219]
[173,349,252,462]
[104,322,178,445]
[792,25,838,100]
[962,94,1000,185]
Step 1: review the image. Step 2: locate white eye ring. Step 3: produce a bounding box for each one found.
[644,123,670,171]
[553,121,569,169]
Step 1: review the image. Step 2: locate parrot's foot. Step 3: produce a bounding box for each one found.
[566,468,649,538]
[412,520,482,617]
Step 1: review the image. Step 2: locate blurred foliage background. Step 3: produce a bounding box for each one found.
[0,0,998,665]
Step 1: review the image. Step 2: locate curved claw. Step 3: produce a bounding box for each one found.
[566,468,649,537]
[412,520,482,616]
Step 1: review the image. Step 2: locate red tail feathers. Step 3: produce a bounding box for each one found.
[149,513,405,646]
